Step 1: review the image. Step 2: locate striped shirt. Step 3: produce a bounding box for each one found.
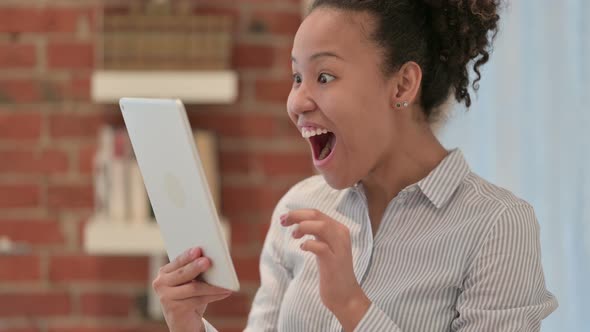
[204,148,558,331]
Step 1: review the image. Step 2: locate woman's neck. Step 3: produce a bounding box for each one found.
[361,124,448,207]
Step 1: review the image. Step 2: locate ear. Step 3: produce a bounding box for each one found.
[390,61,422,107]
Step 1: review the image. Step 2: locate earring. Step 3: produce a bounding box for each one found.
[395,101,409,108]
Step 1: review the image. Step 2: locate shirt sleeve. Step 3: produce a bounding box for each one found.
[451,203,558,331]
[353,302,403,332]
[243,209,291,332]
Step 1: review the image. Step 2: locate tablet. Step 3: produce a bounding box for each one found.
[120,97,240,291]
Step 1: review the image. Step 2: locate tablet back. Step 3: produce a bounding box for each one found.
[120,97,239,291]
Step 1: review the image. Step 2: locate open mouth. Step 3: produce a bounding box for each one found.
[309,131,336,161]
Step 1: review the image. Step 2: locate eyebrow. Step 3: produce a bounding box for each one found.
[291,51,344,63]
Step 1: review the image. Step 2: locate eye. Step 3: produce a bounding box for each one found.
[292,73,302,85]
[318,73,335,84]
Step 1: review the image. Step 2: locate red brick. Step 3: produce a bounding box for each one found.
[77,218,87,248]
[193,6,240,30]
[103,6,131,16]
[230,222,251,245]
[0,112,42,140]
[49,327,104,332]
[0,7,91,34]
[0,184,40,208]
[196,0,298,4]
[206,292,252,316]
[225,211,275,232]
[232,256,260,282]
[58,75,91,101]
[255,78,292,103]
[222,185,286,214]
[0,328,39,332]
[49,112,103,138]
[0,80,42,103]
[0,78,90,103]
[219,151,251,173]
[276,115,303,137]
[78,144,97,175]
[257,222,272,242]
[0,255,41,281]
[49,255,149,283]
[0,219,65,245]
[231,220,271,246]
[42,149,71,173]
[0,44,36,69]
[0,291,71,316]
[47,42,94,70]
[187,112,278,138]
[0,148,69,174]
[259,152,312,175]
[80,292,134,317]
[47,183,94,209]
[220,151,312,176]
[275,44,294,74]
[233,43,274,69]
[47,323,169,332]
[250,10,301,36]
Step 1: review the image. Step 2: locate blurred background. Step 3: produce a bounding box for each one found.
[0,0,587,332]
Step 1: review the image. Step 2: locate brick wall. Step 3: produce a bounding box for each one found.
[0,1,310,331]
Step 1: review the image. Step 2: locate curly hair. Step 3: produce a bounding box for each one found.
[309,0,501,121]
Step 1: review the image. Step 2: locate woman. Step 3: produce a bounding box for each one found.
[153,0,558,331]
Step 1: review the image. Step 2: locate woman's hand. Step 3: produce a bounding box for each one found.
[152,247,233,332]
[280,209,371,331]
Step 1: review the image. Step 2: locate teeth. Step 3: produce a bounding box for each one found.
[302,128,330,138]
[318,144,331,160]
[317,134,334,160]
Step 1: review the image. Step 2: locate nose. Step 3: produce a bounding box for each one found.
[287,82,316,117]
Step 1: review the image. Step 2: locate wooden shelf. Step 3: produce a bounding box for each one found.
[83,215,231,256]
[91,70,238,103]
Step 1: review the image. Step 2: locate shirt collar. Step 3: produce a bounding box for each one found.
[416,148,470,209]
[351,148,470,209]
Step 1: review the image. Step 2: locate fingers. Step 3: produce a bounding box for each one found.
[300,239,332,258]
[174,292,233,308]
[164,256,211,286]
[167,280,232,301]
[292,221,336,249]
[281,209,332,242]
[197,292,233,304]
[280,209,324,227]
[161,247,202,273]
[158,288,232,317]
[283,209,350,254]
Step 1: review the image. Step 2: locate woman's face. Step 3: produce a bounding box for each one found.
[287,7,400,189]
